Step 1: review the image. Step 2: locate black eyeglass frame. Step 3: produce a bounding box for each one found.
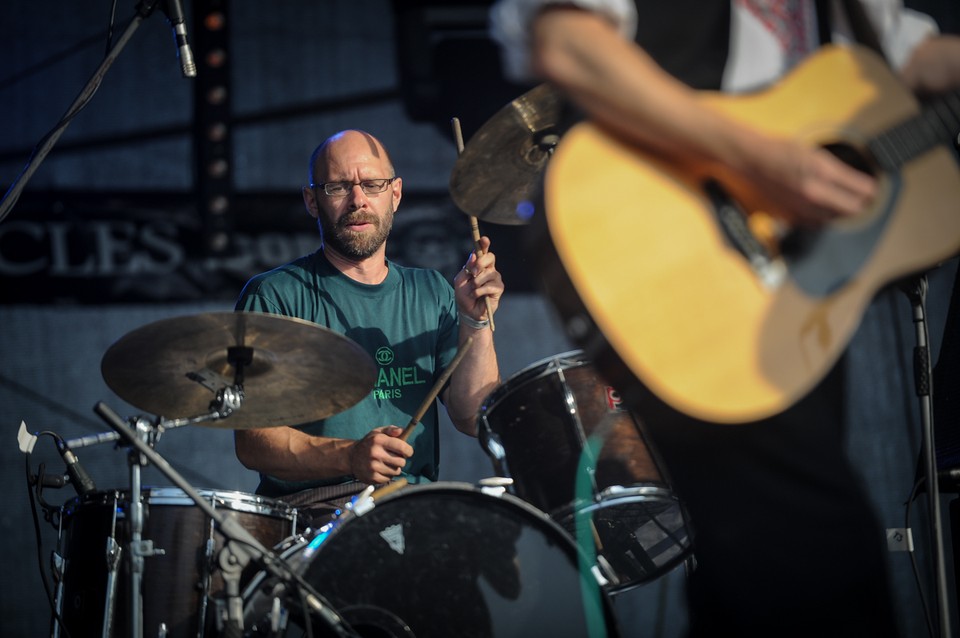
[310,177,398,197]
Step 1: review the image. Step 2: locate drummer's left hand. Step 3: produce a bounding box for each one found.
[453,236,503,322]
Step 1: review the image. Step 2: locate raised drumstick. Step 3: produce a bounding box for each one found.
[452,117,495,333]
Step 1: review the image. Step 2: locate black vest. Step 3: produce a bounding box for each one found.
[632,2,732,90]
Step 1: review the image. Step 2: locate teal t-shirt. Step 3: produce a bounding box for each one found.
[235,249,459,496]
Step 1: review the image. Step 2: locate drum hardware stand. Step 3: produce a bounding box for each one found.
[217,538,255,637]
[901,274,951,638]
[102,532,123,638]
[197,525,218,638]
[52,399,248,638]
[185,344,251,421]
[125,416,164,638]
[92,400,360,638]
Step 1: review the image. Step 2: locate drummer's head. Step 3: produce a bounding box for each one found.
[302,130,402,260]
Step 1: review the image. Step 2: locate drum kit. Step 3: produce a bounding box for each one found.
[34,86,692,638]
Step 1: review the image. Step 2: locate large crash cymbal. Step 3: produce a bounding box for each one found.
[449,83,565,225]
[101,312,376,429]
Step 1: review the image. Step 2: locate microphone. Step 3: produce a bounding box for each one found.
[162,0,197,78]
[30,472,69,489]
[55,437,97,496]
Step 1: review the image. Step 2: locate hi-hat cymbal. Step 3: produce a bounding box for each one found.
[101,312,376,429]
[449,83,566,225]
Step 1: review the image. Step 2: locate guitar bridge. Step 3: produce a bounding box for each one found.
[703,179,786,290]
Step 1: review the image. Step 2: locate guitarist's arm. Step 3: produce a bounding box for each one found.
[525,6,876,227]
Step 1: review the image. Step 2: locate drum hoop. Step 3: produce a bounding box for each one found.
[249,482,592,586]
[345,481,564,528]
[146,487,297,519]
[563,484,681,513]
[479,349,589,416]
[63,487,297,520]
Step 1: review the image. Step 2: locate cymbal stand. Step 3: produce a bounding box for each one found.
[93,401,358,638]
[123,415,169,638]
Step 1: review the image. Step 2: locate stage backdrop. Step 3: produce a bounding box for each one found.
[2,1,959,637]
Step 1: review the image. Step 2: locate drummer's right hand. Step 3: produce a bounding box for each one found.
[349,425,412,485]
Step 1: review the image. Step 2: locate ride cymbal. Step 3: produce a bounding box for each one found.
[101,312,376,428]
[449,84,566,225]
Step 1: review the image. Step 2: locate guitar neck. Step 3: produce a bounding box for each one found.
[870,89,960,171]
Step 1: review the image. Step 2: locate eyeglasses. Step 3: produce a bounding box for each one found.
[312,177,397,197]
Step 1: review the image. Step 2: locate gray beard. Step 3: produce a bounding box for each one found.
[320,211,393,260]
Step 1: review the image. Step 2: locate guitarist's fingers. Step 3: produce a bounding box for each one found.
[796,147,877,224]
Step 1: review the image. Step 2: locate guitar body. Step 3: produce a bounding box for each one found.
[541,44,960,424]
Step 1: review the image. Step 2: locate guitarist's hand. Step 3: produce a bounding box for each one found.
[752,34,960,228]
[740,132,878,227]
[900,34,960,95]
[527,7,878,230]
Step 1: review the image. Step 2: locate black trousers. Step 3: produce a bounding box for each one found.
[635,358,899,638]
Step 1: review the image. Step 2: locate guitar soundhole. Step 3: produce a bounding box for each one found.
[822,141,875,177]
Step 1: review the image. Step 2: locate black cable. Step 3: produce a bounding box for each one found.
[0,2,152,225]
[0,375,103,432]
[0,34,103,92]
[105,0,120,56]
[25,436,74,638]
[0,0,124,92]
[906,474,945,638]
[0,374,229,490]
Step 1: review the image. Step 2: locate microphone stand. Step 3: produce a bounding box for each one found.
[901,274,951,638]
[0,0,163,224]
[93,401,357,638]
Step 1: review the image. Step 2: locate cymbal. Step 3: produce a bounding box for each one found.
[101,312,376,429]
[449,84,565,225]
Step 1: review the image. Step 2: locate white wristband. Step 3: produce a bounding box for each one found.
[459,312,490,330]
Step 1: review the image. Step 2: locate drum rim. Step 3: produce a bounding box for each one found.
[338,480,565,531]
[62,486,298,519]
[478,349,589,416]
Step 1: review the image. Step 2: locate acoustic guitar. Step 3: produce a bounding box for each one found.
[540,44,960,424]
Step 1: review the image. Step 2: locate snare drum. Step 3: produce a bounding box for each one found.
[478,351,691,592]
[242,482,620,637]
[58,487,299,638]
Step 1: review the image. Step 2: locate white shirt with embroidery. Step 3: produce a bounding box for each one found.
[489,0,938,91]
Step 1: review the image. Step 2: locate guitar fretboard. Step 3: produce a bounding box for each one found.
[870,90,960,171]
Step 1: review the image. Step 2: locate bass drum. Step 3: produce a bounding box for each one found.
[243,482,620,638]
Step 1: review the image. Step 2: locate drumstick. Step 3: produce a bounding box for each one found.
[452,117,495,333]
[399,336,474,442]
[370,477,409,501]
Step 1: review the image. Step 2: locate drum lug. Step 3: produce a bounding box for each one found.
[479,426,507,462]
[105,537,122,570]
[594,555,618,588]
[50,550,65,635]
[50,550,65,582]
